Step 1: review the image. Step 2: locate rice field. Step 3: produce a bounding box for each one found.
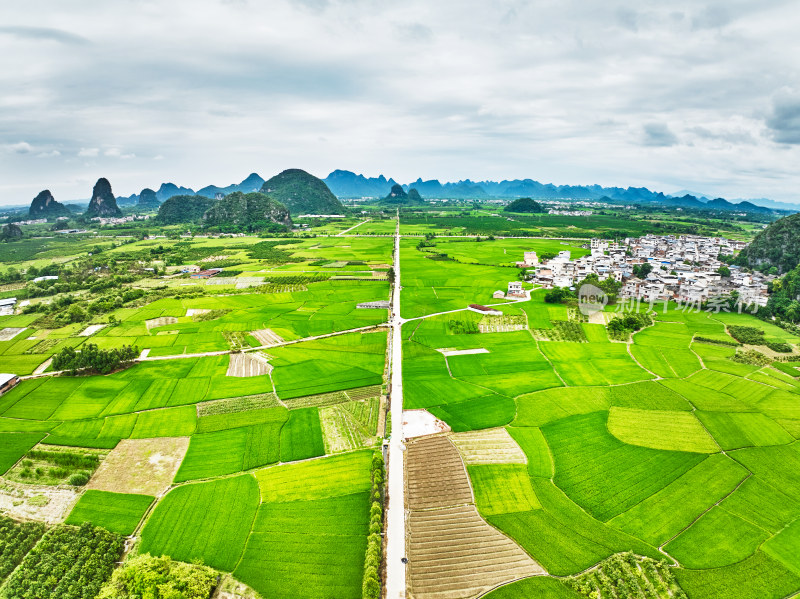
[5,230,800,599]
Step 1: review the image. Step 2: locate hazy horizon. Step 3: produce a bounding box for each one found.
[2,0,799,206]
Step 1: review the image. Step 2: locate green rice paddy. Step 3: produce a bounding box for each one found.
[4,230,800,598]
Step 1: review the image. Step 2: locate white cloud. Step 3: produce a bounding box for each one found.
[0,0,798,202]
[36,150,61,158]
[104,148,136,159]
[6,141,33,154]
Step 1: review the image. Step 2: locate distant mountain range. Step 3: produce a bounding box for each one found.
[111,170,797,215]
[323,171,792,213]
[117,173,265,205]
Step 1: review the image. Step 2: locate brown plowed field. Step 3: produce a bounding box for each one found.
[407,435,473,510]
[409,505,543,599]
[405,435,544,599]
[251,328,285,346]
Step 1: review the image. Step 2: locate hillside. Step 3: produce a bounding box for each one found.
[156,195,216,224]
[736,213,800,273]
[137,188,160,209]
[203,191,291,230]
[505,197,544,213]
[29,190,71,219]
[261,169,344,215]
[380,185,424,205]
[85,178,122,218]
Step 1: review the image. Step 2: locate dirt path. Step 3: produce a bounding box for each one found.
[337,219,371,236]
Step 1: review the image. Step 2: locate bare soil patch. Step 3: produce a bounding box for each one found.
[33,357,52,375]
[404,410,451,439]
[405,435,544,599]
[0,481,78,523]
[186,309,210,317]
[145,316,178,330]
[227,353,272,377]
[0,327,26,341]
[437,348,490,357]
[449,428,527,465]
[87,437,189,497]
[251,328,285,346]
[588,311,611,325]
[78,324,106,337]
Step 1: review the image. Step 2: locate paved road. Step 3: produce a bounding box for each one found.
[385,214,407,599]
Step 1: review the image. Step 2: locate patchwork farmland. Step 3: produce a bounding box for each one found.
[2,214,800,599]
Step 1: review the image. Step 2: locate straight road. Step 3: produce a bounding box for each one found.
[385,213,407,598]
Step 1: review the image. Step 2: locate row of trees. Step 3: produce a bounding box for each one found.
[52,343,139,375]
[362,452,385,599]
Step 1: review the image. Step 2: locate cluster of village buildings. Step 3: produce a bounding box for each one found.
[547,209,593,216]
[90,215,151,226]
[511,234,770,308]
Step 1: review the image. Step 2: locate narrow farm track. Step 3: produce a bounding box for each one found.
[337,218,371,236]
[405,435,544,599]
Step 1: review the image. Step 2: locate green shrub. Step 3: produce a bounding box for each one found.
[727,325,765,345]
[766,341,793,353]
[67,471,91,486]
[731,349,772,366]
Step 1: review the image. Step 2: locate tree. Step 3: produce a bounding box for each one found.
[632,263,653,278]
[99,554,216,599]
[67,304,87,323]
[717,266,731,277]
[544,287,572,304]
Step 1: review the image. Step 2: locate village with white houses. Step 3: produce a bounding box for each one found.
[501,234,772,309]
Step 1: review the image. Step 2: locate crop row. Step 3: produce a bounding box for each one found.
[196,392,281,417]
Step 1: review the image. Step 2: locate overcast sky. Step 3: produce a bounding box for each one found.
[1,0,799,206]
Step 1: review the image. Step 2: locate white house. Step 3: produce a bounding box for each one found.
[507,281,524,297]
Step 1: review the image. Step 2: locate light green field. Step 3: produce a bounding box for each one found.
[607,407,719,453]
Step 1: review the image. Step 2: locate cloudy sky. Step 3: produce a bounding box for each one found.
[1,0,799,206]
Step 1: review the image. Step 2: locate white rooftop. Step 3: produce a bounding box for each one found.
[0,373,18,386]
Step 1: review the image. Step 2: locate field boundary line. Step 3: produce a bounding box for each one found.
[231,473,262,573]
[625,343,663,380]
[658,472,753,553]
[531,336,567,388]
